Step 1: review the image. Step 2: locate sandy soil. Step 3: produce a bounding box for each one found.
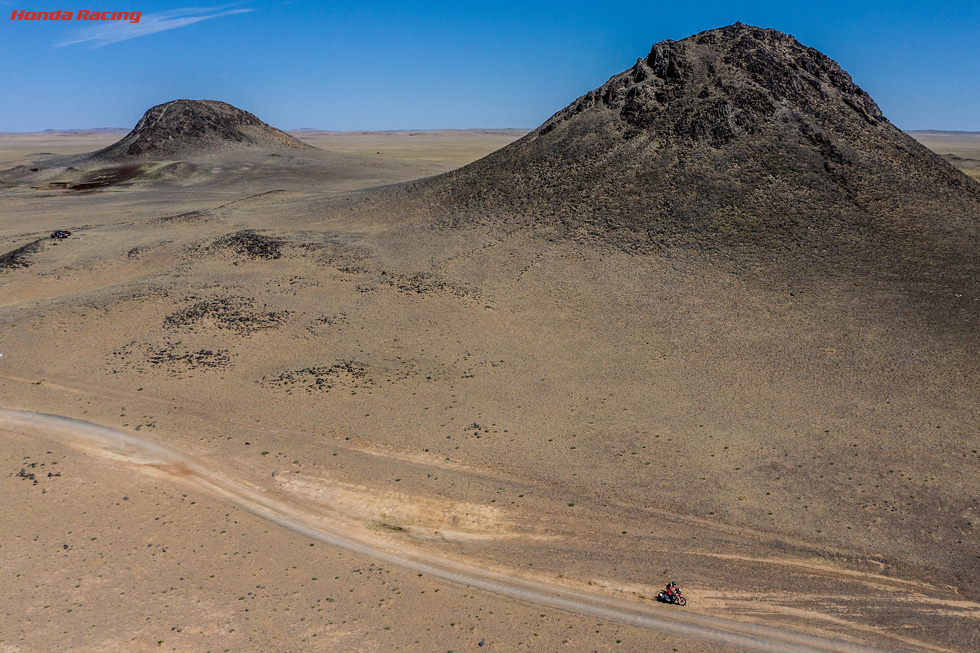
[0,132,132,167]
[909,131,980,180]
[1,130,979,652]
[289,129,530,171]
[2,408,882,652]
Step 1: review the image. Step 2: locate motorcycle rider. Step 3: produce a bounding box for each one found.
[665,580,680,602]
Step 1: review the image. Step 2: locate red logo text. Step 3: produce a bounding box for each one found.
[10,10,142,23]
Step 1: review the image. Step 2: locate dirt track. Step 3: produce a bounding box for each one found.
[0,407,895,653]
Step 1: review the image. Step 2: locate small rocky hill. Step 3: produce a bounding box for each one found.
[90,99,313,160]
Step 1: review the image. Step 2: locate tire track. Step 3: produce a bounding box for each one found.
[0,408,892,652]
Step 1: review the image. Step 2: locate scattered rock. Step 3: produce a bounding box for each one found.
[0,239,45,272]
[210,230,284,260]
[260,361,373,393]
[164,296,290,335]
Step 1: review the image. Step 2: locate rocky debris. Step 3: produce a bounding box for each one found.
[16,468,36,483]
[153,209,211,225]
[338,265,481,302]
[130,287,172,302]
[88,99,313,161]
[379,270,472,298]
[146,346,232,370]
[260,361,373,393]
[108,339,235,377]
[309,313,348,326]
[0,239,45,271]
[164,296,290,336]
[15,461,61,486]
[465,423,493,439]
[210,230,283,260]
[306,313,349,334]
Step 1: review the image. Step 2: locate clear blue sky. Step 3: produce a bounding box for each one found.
[1,1,978,132]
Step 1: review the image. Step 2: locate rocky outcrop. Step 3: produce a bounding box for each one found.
[405,23,979,275]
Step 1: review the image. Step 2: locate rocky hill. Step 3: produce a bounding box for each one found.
[406,23,980,284]
[90,99,313,160]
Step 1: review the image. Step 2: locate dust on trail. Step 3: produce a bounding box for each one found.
[0,407,894,653]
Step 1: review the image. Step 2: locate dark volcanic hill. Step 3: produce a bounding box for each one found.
[90,99,313,160]
[407,23,980,282]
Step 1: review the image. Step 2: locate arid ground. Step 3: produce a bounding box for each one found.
[1,119,979,653]
[909,131,980,181]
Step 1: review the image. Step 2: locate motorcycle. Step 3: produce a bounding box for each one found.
[657,589,686,606]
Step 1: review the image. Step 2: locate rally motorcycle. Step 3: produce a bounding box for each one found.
[656,589,686,606]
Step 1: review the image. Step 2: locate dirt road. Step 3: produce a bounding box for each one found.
[0,408,891,652]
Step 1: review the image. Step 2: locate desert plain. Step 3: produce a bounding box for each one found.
[2,26,980,653]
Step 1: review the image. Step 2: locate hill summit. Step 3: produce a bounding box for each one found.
[412,23,980,271]
[91,99,312,160]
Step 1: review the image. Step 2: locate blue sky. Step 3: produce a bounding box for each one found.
[1,1,978,131]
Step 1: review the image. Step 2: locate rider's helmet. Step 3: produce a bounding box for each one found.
[670,581,677,587]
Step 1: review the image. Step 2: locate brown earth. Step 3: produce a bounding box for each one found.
[2,25,980,652]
